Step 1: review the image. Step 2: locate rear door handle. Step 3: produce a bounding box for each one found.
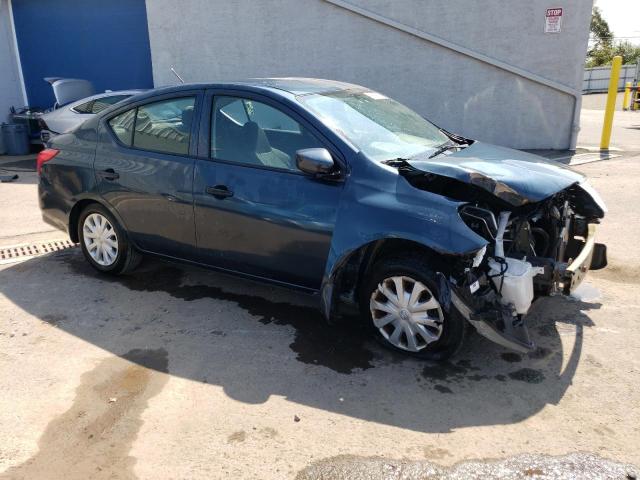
[97,168,119,181]
[206,185,234,199]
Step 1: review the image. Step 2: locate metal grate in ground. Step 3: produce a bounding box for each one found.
[0,239,77,264]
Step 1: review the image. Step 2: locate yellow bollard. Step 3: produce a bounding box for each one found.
[600,55,622,150]
[622,82,631,111]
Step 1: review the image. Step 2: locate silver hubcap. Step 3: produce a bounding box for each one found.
[82,213,118,266]
[370,276,444,352]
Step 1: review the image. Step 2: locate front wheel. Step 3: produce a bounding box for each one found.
[360,253,466,361]
[78,203,141,274]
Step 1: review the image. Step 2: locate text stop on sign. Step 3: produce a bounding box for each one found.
[545,7,563,33]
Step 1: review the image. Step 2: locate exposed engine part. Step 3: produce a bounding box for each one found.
[527,256,561,296]
[556,200,572,264]
[472,245,486,268]
[489,257,542,315]
[493,211,510,258]
[486,211,543,316]
[459,205,497,240]
[447,277,534,353]
[530,227,550,257]
[387,158,608,353]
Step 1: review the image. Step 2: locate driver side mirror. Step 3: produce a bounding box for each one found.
[296,148,335,177]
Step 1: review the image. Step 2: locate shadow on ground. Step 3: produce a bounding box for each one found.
[0,157,37,185]
[0,156,36,173]
[0,249,600,434]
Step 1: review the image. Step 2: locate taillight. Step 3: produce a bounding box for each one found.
[36,148,59,175]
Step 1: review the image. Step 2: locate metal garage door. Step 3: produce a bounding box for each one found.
[11,0,153,109]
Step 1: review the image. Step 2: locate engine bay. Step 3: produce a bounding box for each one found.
[460,183,607,292]
[454,185,607,351]
[390,158,608,352]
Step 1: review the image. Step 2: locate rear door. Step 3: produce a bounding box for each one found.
[95,91,203,259]
[192,90,344,290]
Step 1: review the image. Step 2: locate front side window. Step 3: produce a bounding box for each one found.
[299,89,449,161]
[133,97,196,155]
[211,96,322,170]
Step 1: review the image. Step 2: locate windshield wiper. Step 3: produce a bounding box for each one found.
[427,142,462,159]
[384,141,465,165]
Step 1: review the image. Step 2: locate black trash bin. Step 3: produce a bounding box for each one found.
[2,124,30,155]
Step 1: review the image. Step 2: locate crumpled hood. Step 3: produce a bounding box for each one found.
[405,142,584,206]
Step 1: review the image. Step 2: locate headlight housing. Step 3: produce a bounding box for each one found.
[459,205,498,241]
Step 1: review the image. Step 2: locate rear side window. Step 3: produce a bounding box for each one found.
[73,101,93,114]
[75,95,131,115]
[133,97,196,155]
[91,95,130,114]
[108,109,136,145]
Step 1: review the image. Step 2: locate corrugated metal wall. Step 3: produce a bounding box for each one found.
[583,64,639,93]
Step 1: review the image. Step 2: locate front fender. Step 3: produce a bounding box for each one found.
[320,157,487,319]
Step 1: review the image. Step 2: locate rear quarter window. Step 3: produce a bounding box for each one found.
[72,101,93,114]
[91,95,130,114]
[108,109,136,145]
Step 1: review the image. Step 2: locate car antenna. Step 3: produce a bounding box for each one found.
[170,67,185,84]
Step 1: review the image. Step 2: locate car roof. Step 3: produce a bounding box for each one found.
[70,89,147,106]
[130,78,365,100]
[236,78,364,95]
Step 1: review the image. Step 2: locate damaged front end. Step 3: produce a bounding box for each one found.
[390,152,607,353]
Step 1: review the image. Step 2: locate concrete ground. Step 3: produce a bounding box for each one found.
[0,106,639,479]
[0,155,67,248]
[578,93,640,150]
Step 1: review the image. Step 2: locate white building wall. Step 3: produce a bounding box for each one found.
[146,0,593,149]
[0,0,25,123]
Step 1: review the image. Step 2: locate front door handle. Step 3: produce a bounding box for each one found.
[206,185,234,199]
[97,168,120,181]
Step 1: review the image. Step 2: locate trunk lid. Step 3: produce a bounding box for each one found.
[44,78,95,107]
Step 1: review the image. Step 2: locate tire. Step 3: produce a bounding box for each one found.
[77,203,141,275]
[360,253,466,361]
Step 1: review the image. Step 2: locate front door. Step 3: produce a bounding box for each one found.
[95,93,201,258]
[193,93,343,290]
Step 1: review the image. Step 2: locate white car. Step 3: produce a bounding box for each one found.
[38,79,143,142]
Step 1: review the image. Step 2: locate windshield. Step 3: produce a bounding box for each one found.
[299,89,450,161]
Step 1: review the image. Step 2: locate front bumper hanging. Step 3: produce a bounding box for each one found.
[445,223,607,353]
[450,286,535,353]
[561,223,607,294]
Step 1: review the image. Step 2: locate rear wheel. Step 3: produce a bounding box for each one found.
[78,203,140,274]
[361,253,466,361]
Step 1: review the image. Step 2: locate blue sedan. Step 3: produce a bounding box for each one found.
[37,78,607,360]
